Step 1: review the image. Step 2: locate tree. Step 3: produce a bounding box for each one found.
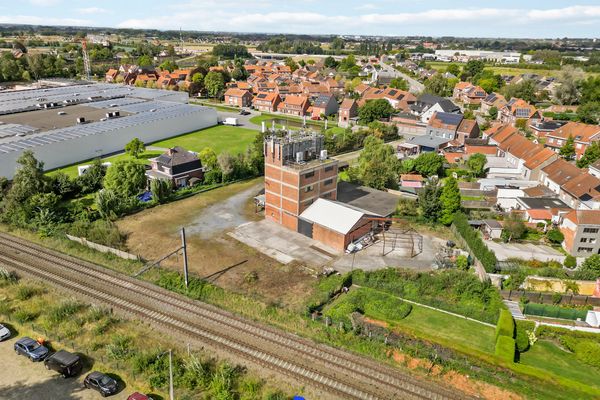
[159,60,178,72]
[574,255,600,280]
[124,138,145,159]
[418,178,442,222]
[559,135,575,161]
[95,189,121,219]
[577,102,600,125]
[502,212,527,242]
[577,142,600,168]
[502,79,537,103]
[211,44,250,59]
[555,66,584,105]
[463,60,485,79]
[424,74,452,97]
[284,57,298,72]
[488,106,499,119]
[546,229,564,244]
[564,255,577,269]
[103,161,146,198]
[467,153,487,177]
[439,177,461,225]
[76,158,106,194]
[413,152,445,177]
[463,109,475,120]
[150,179,171,204]
[5,150,46,204]
[218,152,235,181]
[137,55,153,67]
[389,77,408,91]
[358,99,395,124]
[351,136,398,190]
[446,64,461,76]
[199,147,218,170]
[204,71,225,98]
[324,56,338,69]
[579,76,600,105]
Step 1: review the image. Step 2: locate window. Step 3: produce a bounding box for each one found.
[577,247,593,253]
[324,178,334,186]
[591,238,597,244]
[584,228,599,234]
[324,165,334,172]
[304,171,315,179]
[581,238,588,243]
[304,185,314,193]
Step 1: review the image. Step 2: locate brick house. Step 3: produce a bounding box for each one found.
[279,95,310,116]
[147,147,204,188]
[311,94,339,119]
[545,122,600,160]
[253,92,282,112]
[453,82,487,105]
[480,92,507,115]
[338,98,358,128]
[499,98,541,127]
[224,88,253,108]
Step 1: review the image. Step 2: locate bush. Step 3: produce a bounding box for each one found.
[47,300,84,324]
[15,285,40,301]
[546,228,564,244]
[0,267,18,285]
[564,255,577,269]
[523,303,588,321]
[495,309,515,340]
[516,328,530,353]
[453,212,497,272]
[106,334,133,360]
[573,340,600,368]
[495,335,516,362]
[13,309,38,323]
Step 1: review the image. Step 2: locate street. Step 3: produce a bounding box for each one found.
[379,63,425,94]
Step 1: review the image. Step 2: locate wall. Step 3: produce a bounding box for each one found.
[0,107,218,179]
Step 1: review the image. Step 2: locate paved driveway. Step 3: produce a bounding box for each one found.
[486,241,565,263]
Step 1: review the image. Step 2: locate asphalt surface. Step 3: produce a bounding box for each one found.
[379,63,425,94]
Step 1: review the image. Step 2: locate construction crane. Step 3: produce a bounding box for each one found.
[81,40,91,81]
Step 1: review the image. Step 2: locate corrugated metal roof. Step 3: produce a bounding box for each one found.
[299,198,365,235]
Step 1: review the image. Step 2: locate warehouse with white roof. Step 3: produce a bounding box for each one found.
[0,83,217,179]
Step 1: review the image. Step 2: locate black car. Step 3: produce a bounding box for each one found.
[44,350,82,378]
[14,337,49,361]
[84,372,118,397]
[239,109,251,115]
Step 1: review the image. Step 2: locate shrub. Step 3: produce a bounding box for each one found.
[455,254,469,270]
[573,340,600,368]
[0,267,18,285]
[495,335,516,362]
[15,285,41,301]
[47,300,84,324]
[495,309,515,340]
[523,303,588,321]
[13,309,38,323]
[453,212,497,272]
[546,228,564,244]
[106,334,133,360]
[564,255,577,269]
[516,328,530,353]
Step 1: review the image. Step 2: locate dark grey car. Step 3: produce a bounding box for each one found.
[14,337,49,361]
[84,371,118,397]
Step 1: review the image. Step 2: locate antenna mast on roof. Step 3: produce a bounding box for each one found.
[179,27,183,52]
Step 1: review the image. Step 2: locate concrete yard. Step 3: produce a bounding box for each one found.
[486,240,566,263]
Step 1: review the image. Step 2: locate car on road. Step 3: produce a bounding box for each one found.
[0,323,10,341]
[127,393,154,400]
[14,337,49,361]
[84,371,118,397]
[44,350,82,378]
[239,109,251,116]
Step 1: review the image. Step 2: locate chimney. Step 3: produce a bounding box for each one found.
[167,148,175,156]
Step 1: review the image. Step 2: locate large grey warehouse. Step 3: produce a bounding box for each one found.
[0,82,218,179]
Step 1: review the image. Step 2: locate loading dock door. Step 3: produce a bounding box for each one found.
[298,218,313,238]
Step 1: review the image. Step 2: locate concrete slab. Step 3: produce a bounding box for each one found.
[486,240,565,263]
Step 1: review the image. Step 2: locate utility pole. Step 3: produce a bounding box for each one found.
[168,349,174,400]
[181,228,189,288]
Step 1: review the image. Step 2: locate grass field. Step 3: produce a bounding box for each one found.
[425,61,569,78]
[151,125,258,155]
[48,150,162,178]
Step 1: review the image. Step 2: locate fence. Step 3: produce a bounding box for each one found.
[449,224,489,282]
[501,289,600,307]
[523,303,588,321]
[65,235,139,261]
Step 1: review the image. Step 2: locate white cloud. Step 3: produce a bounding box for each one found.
[0,15,91,26]
[77,7,109,15]
[29,0,61,6]
[116,5,600,35]
[355,4,378,11]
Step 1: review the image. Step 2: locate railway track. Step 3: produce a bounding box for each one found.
[0,232,471,400]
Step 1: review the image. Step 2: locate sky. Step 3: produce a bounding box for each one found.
[1,1,600,38]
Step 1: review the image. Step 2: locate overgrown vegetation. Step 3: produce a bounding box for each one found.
[452,212,497,272]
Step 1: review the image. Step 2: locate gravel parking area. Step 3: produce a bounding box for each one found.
[0,334,129,400]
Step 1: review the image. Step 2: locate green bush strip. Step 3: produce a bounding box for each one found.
[452,212,497,272]
[524,303,588,321]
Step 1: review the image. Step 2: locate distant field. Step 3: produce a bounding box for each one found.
[424,61,591,78]
[151,125,258,155]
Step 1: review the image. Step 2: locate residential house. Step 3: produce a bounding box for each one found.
[400,174,424,188]
[105,68,119,83]
[589,160,600,179]
[540,159,583,195]
[560,210,600,257]
[361,87,416,111]
[311,94,339,119]
[480,92,507,115]
[301,81,330,100]
[224,88,253,108]
[544,122,600,160]
[338,98,359,128]
[499,98,541,127]
[253,92,281,113]
[147,147,204,188]
[279,95,310,116]
[410,94,460,124]
[529,120,568,140]
[559,173,600,210]
[426,112,480,144]
[453,82,487,105]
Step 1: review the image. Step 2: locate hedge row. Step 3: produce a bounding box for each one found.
[453,213,497,272]
[524,303,588,321]
[495,335,516,363]
[495,309,515,340]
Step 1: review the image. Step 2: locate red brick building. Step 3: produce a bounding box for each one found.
[224,88,253,108]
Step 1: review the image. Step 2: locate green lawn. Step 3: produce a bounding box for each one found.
[424,61,596,79]
[48,150,163,178]
[519,340,600,391]
[151,125,258,155]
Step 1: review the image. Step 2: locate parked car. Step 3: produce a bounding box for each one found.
[0,323,10,341]
[44,350,82,378]
[127,393,154,400]
[84,372,118,397]
[14,337,49,361]
[239,109,251,116]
